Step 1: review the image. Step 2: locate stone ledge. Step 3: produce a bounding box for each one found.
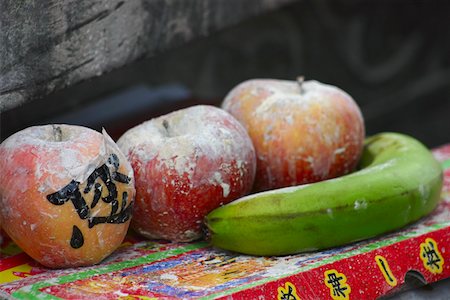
[0,0,295,112]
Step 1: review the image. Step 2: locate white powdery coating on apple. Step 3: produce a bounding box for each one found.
[0,125,133,194]
[117,105,254,196]
[251,80,358,129]
[223,78,365,184]
[225,79,355,117]
[59,147,88,179]
[211,172,230,197]
[1,125,97,196]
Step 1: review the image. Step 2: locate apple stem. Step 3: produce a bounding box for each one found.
[297,76,305,95]
[162,119,170,135]
[52,125,62,142]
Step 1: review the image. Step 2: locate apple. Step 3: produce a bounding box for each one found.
[222,77,365,192]
[117,105,256,242]
[0,125,135,268]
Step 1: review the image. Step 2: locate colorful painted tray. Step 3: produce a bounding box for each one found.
[1,145,450,300]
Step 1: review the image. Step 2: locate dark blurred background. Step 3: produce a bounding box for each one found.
[1,0,450,147]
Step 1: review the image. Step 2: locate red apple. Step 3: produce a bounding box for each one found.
[117,105,256,242]
[222,78,365,192]
[0,125,135,268]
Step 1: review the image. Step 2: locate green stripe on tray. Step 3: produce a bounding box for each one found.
[442,158,450,170]
[11,242,207,300]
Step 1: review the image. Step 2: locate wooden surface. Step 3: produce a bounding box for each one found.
[0,0,295,112]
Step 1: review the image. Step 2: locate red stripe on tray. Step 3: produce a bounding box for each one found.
[0,252,33,272]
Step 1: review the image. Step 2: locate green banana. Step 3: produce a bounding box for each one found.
[204,132,443,256]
